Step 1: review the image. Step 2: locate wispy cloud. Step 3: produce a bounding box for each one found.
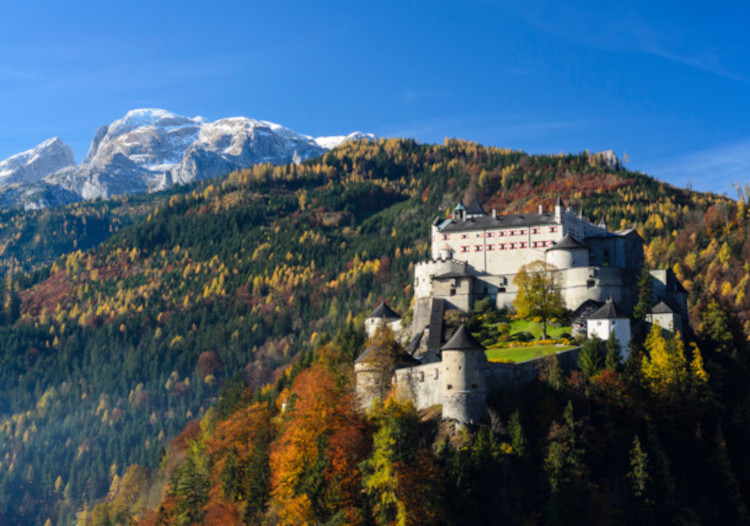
[648,138,750,195]
[498,1,747,83]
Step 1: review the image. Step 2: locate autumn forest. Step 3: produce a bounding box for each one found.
[1,139,750,524]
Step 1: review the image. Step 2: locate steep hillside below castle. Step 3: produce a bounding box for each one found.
[0,139,747,524]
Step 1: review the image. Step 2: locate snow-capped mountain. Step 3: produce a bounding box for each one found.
[0,138,75,186]
[0,109,374,209]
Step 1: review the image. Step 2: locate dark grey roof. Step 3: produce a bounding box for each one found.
[465,195,486,216]
[588,299,628,320]
[439,212,557,233]
[355,345,419,367]
[434,271,470,279]
[546,234,588,252]
[370,300,401,321]
[440,324,485,351]
[651,301,675,314]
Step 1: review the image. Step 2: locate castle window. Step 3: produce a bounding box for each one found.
[475,245,482,252]
[549,226,558,233]
[487,244,494,251]
[519,229,526,235]
[461,234,468,239]
[520,242,527,248]
[447,384,453,390]
[435,369,439,379]
[486,232,493,238]
[476,233,482,237]
[509,230,514,236]
[510,243,515,249]
[450,287,456,296]
[498,287,506,293]
[419,372,425,382]
[532,227,539,234]
[500,231,505,237]
[443,234,449,240]
[461,246,468,252]
[587,279,595,288]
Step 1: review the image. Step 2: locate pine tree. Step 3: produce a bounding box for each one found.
[605,330,622,371]
[578,337,604,378]
[627,436,649,499]
[633,266,652,321]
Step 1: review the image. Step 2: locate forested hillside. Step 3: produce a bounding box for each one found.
[1,138,748,525]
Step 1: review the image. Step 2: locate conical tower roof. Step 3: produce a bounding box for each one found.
[441,324,485,351]
[453,201,466,212]
[369,300,401,321]
[545,234,588,251]
[465,195,486,216]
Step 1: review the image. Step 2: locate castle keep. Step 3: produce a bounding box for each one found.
[412,196,656,341]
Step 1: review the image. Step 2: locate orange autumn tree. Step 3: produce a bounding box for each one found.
[269,363,367,525]
[202,402,274,524]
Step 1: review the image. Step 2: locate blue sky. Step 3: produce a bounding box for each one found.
[1,0,748,194]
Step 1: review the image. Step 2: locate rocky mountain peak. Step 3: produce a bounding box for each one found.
[0,109,373,209]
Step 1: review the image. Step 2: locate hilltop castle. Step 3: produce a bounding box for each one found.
[355,196,690,425]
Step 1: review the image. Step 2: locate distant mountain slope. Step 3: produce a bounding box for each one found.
[0,109,374,209]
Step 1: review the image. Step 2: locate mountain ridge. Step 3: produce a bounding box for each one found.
[0,108,374,209]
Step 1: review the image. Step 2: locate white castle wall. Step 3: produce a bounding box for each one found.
[394,363,443,408]
[588,318,631,358]
[365,318,403,340]
[431,208,607,277]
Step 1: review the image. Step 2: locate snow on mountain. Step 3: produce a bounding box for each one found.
[0,137,75,186]
[0,109,373,209]
[314,132,375,150]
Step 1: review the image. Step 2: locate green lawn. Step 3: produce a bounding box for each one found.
[508,320,571,340]
[485,345,577,363]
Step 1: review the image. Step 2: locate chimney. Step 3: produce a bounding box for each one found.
[538,204,543,214]
[491,209,497,218]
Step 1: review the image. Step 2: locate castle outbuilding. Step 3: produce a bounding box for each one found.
[646,300,681,333]
[586,298,632,357]
[364,300,403,340]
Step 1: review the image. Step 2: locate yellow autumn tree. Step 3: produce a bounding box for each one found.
[641,325,708,401]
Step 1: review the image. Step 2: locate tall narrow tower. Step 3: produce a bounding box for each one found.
[440,324,487,424]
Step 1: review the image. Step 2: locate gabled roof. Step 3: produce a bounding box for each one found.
[465,195,486,216]
[439,212,558,232]
[588,298,628,320]
[651,301,675,314]
[440,324,485,351]
[546,234,588,252]
[370,300,401,321]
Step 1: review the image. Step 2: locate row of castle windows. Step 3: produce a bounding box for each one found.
[444,226,559,241]
[459,240,555,252]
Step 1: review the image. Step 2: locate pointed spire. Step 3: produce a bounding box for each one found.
[465,195,487,217]
[441,324,485,351]
[370,300,401,321]
[555,195,564,208]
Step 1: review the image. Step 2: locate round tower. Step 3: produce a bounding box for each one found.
[440,324,487,424]
[545,234,589,269]
[365,300,402,340]
[438,244,454,261]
